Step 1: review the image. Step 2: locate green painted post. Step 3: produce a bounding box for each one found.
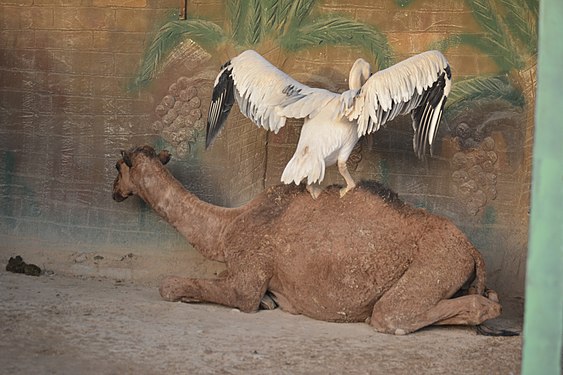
[521,0,563,374]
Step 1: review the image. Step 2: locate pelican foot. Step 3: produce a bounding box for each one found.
[339,185,356,198]
[306,184,323,199]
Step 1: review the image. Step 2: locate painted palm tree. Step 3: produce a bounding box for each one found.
[433,0,537,117]
[131,0,394,90]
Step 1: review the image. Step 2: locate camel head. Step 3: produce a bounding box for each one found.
[112,145,171,202]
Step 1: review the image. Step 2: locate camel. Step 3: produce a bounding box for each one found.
[112,145,503,335]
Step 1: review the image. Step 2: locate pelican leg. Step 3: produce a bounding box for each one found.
[306,183,323,199]
[338,160,356,197]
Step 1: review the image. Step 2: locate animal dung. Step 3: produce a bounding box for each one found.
[6,255,41,277]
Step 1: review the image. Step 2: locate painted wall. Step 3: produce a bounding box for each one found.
[0,0,536,298]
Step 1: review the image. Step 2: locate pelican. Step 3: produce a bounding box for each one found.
[206,50,451,198]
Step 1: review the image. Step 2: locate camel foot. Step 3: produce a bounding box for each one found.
[475,324,520,337]
[306,184,323,199]
[259,292,278,310]
[371,294,502,335]
[159,276,190,302]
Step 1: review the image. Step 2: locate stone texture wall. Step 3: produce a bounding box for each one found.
[0,0,535,298]
[0,0,194,270]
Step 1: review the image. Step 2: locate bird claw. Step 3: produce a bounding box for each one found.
[306,185,323,199]
[339,185,356,198]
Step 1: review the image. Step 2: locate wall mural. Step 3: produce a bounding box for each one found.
[131,0,395,173]
[131,0,393,90]
[152,77,204,156]
[435,0,537,215]
[131,0,537,218]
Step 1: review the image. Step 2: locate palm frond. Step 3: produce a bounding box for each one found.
[430,33,514,73]
[524,0,538,19]
[227,0,250,45]
[246,0,264,45]
[260,0,281,30]
[280,15,393,70]
[499,0,537,56]
[131,19,225,90]
[268,0,295,34]
[464,0,524,69]
[466,0,506,44]
[446,75,525,117]
[285,0,317,31]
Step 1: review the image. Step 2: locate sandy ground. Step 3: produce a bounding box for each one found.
[0,270,522,375]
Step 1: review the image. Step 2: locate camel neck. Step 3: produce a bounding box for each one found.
[132,162,241,262]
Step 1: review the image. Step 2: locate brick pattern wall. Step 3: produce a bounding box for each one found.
[0,0,187,254]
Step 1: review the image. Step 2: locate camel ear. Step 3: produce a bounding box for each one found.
[121,150,132,168]
[158,150,171,165]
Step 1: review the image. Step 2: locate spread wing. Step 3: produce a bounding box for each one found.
[206,50,335,148]
[346,50,452,158]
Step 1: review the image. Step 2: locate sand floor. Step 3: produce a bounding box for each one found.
[0,270,522,375]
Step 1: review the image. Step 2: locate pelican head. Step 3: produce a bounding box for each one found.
[349,58,372,90]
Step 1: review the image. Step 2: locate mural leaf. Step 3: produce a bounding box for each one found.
[281,15,393,70]
[524,0,538,18]
[464,0,524,69]
[131,19,225,90]
[499,0,537,56]
[446,75,525,117]
[228,0,250,45]
[431,33,513,73]
[269,0,295,34]
[286,0,317,31]
[246,0,263,45]
[261,0,282,31]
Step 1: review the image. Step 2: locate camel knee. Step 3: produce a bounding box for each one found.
[370,317,413,335]
[159,276,187,302]
[369,306,414,335]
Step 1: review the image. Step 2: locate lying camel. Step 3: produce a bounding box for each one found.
[112,145,502,335]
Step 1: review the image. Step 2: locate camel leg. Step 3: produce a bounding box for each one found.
[159,270,270,313]
[421,294,501,327]
[369,260,501,335]
[306,183,323,199]
[337,159,356,197]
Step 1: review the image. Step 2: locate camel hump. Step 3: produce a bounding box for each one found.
[356,180,405,208]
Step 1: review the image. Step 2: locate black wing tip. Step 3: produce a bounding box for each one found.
[206,67,235,150]
[205,117,224,149]
[205,127,214,149]
[220,59,232,70]
[411,69,449,159]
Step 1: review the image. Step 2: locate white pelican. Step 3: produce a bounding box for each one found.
[206,50,451,198]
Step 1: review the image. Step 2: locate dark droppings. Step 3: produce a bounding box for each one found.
[6,255,41,276]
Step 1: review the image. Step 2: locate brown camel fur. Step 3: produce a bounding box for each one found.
[112,145,502,335]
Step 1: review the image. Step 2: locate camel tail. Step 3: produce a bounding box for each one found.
[468,245,486,296]
[468,243,520,337]
[281,152,325,186]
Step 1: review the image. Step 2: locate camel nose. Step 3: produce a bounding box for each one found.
[112,192,127,202]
